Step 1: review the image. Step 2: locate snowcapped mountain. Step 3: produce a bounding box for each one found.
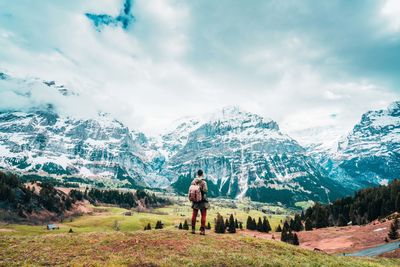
[0,108,168,188]
[161,106,346,205]
[0,72,167,188]
[4,71,396,204]
[0,70,77,97]
[326,101,400,188]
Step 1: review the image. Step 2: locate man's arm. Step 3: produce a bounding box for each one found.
[201,180,208,193]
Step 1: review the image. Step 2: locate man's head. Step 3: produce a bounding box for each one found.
[197,169,204,177]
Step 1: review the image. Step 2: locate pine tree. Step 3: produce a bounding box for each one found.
[314,203,328,228]
[235,218,239,229]
[246,216,252,230]
[293,233,300,246]
[225,218,229,229]
[215,213,226,234]
[252,218,257,231]
[239,222,243,230]
[291,214,303,231]
[281,222,289,242]
[337,214,347,227]
[228,214,236,233]
[396,193,400,212]
[178,222,183,230]
[388,218,399,240]
[207,222,211,230]
[289,218,295,231]
[276,224,282,232]
[262,217,271,233]
[257,217,263,232]
[183,220,189,230]
[305,218,313,231]
[146,223,151,231]
[155,221,163,229]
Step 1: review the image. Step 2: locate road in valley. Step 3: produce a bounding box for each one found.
[345,241,400,257]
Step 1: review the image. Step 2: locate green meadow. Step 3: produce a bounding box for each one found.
[0,199,288,235]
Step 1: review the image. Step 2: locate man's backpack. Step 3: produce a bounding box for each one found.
[188,184,202,202]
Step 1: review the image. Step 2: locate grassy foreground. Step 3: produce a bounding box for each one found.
[1,229,399,267]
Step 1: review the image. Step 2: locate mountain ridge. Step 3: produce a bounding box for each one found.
[1,72,398,204]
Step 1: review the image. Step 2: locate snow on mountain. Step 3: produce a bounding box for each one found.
[0,72,168,188]
[326,101,400,188]
[0,70,77,97]
[0,108,169,188]
[162,106,346,205]
[4,71,392,204]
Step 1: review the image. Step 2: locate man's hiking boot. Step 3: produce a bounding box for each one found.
[191,226,196,234]
[200,227,205,235]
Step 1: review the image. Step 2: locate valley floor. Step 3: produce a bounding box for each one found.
[1,229,399,267]
[1,203,400,266]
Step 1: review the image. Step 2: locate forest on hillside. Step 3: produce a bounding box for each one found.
[303,179,400,228]
[0,171,170,221]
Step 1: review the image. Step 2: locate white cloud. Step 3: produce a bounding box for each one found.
[381,0,400,32]
[0,0,399,139]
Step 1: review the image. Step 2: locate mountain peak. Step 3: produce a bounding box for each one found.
[207,106,278,131]
[388,101,400,116]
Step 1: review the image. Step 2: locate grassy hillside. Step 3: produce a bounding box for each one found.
[1,229,399,266]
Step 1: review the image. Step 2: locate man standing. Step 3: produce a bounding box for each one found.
[188,169,210,235]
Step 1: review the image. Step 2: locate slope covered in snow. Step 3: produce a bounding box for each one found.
[327,101,400,188]
[163,107,347,205]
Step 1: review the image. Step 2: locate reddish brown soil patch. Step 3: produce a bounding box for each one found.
[241,219,395,255]
[298,220,393,254]
[240,230,281,241]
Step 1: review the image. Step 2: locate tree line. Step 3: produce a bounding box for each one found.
[246,215,271,233]
[214,213,243,234]
[69,187,170,209]
[302,179,400,229]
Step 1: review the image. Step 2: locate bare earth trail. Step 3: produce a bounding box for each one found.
[241,219,400,257]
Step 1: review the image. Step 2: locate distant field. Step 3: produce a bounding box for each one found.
[0,200,288,235]
[1,230,399,267]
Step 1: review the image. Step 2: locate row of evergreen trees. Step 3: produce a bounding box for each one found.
[302,179,400,229]
[178,220,190,230]
[246,216,271,233]
[69,188,170,209]
[178,220,213,230]
[144,220,164,230]
[215,213,243,233]
[280,220,300,245]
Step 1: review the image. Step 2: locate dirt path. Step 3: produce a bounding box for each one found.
[297,220,394,254]
[241,219,396,256]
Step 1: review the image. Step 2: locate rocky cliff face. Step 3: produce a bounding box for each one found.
[161,107,346,205]
[0,109,167,188]
[327,101,400,188]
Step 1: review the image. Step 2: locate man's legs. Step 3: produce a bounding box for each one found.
[200,209,207,234]
[191,209,199,233]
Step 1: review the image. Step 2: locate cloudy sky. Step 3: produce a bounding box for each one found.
[0,0,399,137]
